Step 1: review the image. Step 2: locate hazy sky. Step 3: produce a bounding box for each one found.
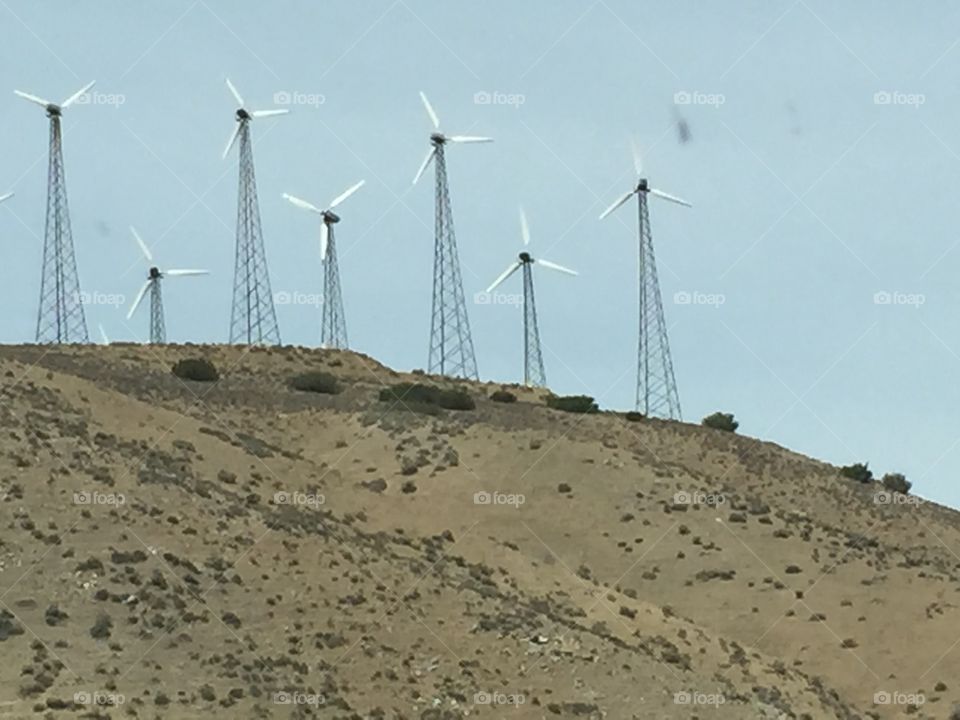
[2,1,960,507]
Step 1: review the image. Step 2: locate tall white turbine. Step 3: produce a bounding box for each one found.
[486,208,577,387]
[413,92,492,380]
[599,140,690,419]
[283,179,365,349]
[126,226,209,344]
[223,78,288,346]
[15,81,96,343]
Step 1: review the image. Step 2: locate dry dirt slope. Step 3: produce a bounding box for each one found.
[0,343,957,719]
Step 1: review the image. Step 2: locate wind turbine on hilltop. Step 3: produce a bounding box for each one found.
[413,91,492,380]
[223,78,287,346]
[126,226,209,344]
[599,140,691,419]
[15,81,96,344]
[486,208,577,388]
[282,180,365,349]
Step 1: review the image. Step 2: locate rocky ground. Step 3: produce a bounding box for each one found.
[0,343,956,719]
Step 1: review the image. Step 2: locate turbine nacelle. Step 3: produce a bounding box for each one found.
[412,92,493,185]
[322,210,341,225]
[14,81,96,120]
[148,267,162,280]
[519,251,533,264]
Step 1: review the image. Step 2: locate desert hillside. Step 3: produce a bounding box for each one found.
[0,344,957,719]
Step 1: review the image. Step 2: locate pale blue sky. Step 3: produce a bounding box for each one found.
[2,1,960,506]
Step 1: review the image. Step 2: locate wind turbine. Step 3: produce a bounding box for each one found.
[413,91,492,380]
[486,208,577,388]
[599,140,690,419]
[223,78,287,346]
[126,226,209,344]
[282,179,365,349]
[15,81,96,344]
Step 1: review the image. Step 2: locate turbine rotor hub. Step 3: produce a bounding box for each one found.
[519,251,532,263]
[149,267,161,279]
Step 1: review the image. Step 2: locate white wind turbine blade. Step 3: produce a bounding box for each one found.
[165,269,210,276]
[447,135,494,144]
[14,90,53,108]
[630,137,643,176]
[130,226,153,262]
[0,192,13,204]
[412,147,436,185]
[127,281,151,319]
[419,91,440,129]
[251,109,289,118]
[599,190,636,220]
[61,81,95,108]
[328,180,365,209]
[649,187,692,208]
[520,207,531,246]
[320,223,329,260]
[486,261,522,293]
[222,124,241,159]
[283,193,323,213]
[536,259,578,276]
[225,78,244,107]
[98,324,110,345]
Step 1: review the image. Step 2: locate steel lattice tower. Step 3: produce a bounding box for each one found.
[229,120,280,345]
[636,188,681,419]
[36,112,88,344]
[321,221,347,349]
[149,278,166,345]
[428,141,478,379]
[521,261,546,387]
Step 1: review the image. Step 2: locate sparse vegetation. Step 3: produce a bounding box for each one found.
[490,389,517,403]
[702,412,738,433]
[624,411,644,422]
[172,357,219,382]
[289,371,339,394]
[839,462,873,483]
[378,382,475,411]
[882,472,912,495]
[546,394,599,414]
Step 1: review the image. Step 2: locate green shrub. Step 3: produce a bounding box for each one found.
[839,462,873,483]
[289,371,339,394]
[172,358,219,382]
[702,412,738,433]
[490,389,517,403]
[882,472,912,495]
[624,411,644,422]
[546,394,599,414]
[378,383,475,411]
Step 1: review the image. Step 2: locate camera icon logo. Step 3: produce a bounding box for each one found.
[673,91,691,105]
[273,91,292,106]
[673,491,691,505]
[474,91,491,105]
[474,692,492,704]
[473,491,492,505]
[873,91,891,105]
[873,691,891,705]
